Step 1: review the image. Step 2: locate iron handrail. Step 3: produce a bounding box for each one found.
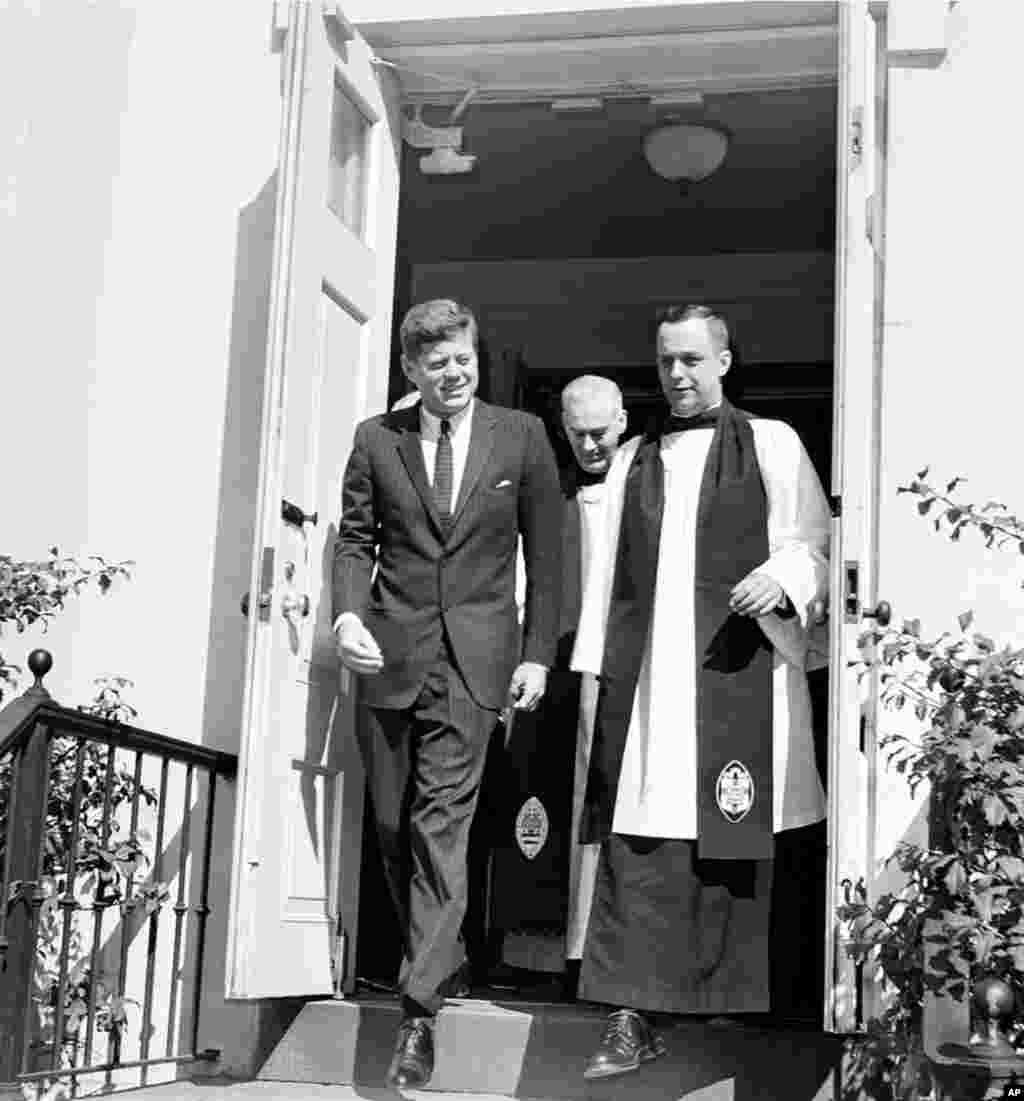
[0,702,236,779]
[0,652,238,1093]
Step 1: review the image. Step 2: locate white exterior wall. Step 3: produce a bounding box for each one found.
[2,0,297,1079]
[3,0,279,736]
[877,4,1024,642]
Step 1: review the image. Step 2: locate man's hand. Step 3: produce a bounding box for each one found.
[729,571,785,618]
[507,661,548,712]
[336,616,383,675]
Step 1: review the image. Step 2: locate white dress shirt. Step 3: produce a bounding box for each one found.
[335,398,475,635]
[566,479,607,959]
[419,399,475,514]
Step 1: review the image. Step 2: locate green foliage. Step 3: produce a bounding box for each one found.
[0,549,133,704]
[841,472,1024,1098]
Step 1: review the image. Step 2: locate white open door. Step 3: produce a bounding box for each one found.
[227,0,401,999]
[826,0,885,1032]
[827,0,934,1034]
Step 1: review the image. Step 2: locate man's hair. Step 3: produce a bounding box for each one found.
[561,374,624,418]
[654,304,730,355]
[400,299,478,361]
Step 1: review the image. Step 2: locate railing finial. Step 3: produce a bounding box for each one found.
[26,649,53,697]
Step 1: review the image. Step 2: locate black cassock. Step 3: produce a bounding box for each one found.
[486,471,583,966]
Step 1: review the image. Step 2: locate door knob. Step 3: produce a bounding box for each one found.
[862,600,891,628]
[240,591,272,617]
[281,591,311,624]
[282,498,318,528]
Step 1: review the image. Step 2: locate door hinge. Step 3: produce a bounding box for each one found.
[331,915,348,998]
[844,560,861,624]
[258,546,276,623]
[270,0,290,54]
[829,494,842,518]
[849,105,864,169]
[866,192,883,257]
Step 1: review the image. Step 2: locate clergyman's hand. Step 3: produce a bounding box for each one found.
[336,616,383,675]
[507,662,548,712]
[729,571,785,618]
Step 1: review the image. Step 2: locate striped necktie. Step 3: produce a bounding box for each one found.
[434,418,453,526]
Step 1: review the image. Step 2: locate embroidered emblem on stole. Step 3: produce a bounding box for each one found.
[716,760,755,823]
[515,796,549,860]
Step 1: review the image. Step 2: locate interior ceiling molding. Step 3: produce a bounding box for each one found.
[394,70,838,108]
[378,24,838,105]
[355,2,839,49]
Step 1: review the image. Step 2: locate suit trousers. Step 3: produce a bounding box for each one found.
[358,644,497,1014]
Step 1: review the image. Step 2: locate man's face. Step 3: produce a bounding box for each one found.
[402,328,479,418]
[656,318,731,418]
[562,395,627,476]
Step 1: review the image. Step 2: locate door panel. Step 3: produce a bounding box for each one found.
[825,0,882,1033]
[227,0,400,999]
[827,0,928,1034]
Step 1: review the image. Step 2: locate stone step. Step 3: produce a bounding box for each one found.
[258,996,844,1100]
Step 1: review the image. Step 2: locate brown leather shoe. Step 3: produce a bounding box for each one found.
[584,1008,666,1080]
[385,1017,434,1089]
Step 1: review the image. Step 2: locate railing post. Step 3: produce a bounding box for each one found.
[0,651,54,1083]
[924,777,1024,1098]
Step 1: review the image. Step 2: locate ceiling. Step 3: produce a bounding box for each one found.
[397,84,838,263]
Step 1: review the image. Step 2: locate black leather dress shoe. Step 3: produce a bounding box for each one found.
[584,1008,666,1080]
[386,1017,434,1089]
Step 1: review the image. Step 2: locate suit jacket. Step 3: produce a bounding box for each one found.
[333,400,563,710]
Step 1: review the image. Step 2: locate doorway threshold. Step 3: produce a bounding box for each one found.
[257,994,842,1100]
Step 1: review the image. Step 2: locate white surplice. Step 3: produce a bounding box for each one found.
[570,417,831,840]
[566,481,606,960]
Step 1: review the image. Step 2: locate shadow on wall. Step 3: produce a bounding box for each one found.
[199,172,277,758]
[191,173,307,1074]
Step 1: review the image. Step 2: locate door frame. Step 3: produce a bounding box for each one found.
[368,0,847,1024]
[328,0,944,1024]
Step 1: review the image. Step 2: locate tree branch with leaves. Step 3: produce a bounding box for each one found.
[840,471,1024,1099]
[0,549,133,704]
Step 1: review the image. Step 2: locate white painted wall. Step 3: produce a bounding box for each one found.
[875,3,1024,644]
[1,0,298,1080]
[2,0,278,731]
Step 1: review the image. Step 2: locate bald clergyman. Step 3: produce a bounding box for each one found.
[570,305,831,1080]
[559,377,629,974]
[489,377,628,989]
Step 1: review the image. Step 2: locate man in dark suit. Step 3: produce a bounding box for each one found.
[333,299,562,1089]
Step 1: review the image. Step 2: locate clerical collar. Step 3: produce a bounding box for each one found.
[420,398,474,437]
[575,467,606,488]
[662,402,722,435]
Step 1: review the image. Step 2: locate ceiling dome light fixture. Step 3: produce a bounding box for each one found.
[643,122,729,183]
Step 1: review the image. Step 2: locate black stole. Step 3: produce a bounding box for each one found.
[589,400,774,860]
